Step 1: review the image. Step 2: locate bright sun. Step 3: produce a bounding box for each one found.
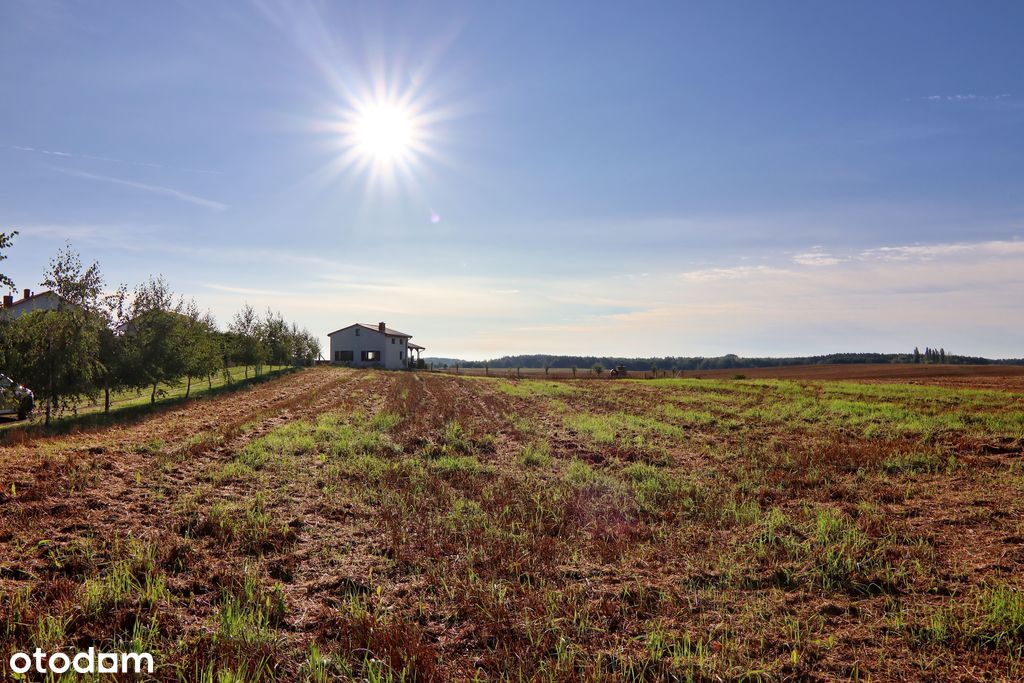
[352,103,415,162]
[326,86,439,188]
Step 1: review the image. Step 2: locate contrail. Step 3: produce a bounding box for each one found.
[1,143,223,175]
[54,167,228,211]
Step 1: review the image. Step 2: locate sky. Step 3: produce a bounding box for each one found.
[2,0,1023,360]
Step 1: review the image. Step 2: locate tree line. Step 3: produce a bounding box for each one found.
[433,351,1024,372]
[0,242,320,424]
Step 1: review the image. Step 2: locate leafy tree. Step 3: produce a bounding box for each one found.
[97,284,131,413]
[261,309,291,367]
[41,244,105,311]
[124,277,188,403]
[4,245,108,424]
[182,301,221,397]
[229,304,265,377]
[288,324,320,366]
[592,363,603,376]
[0,230,17,291]
[913,347,921,364]
[6,309,101,424]
[38,246,107,421]
[306,330,322,363]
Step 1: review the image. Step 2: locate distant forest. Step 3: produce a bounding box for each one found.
[425,351,1024,371]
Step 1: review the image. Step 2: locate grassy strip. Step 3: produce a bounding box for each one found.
[0,366,298,439]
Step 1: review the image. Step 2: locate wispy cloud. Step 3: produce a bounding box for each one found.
[54,167,228,211]
[1,143,222,174]
[679,265,792,283]
[203,283,283,297]
[792,247,841,266]
[12,223,155,248]
[914,93,1011,102]
[859,239,1024,262]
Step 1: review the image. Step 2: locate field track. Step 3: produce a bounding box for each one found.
[2,367,1023,680]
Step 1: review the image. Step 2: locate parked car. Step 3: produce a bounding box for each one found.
[0,373,34,420]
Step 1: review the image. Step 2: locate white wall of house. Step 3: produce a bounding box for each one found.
[383,333,408,368]
[328,325,410,370]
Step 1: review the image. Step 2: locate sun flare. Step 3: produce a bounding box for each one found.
[320,77,450,190]
[352,102,415,163]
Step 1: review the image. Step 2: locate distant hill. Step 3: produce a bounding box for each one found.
[423,352,1024,371]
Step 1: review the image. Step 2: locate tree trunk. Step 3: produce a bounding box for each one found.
[46,346,54,426]
[104,383,110,413]
[208,375,213,390]
[151,382,157,403]
[185,375,192,399]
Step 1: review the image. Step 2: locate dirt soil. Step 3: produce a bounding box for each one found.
[1,367,1023,681]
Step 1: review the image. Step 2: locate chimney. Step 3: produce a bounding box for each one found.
[378,321,386,333]
[23,288,31,301]
[2,295,11,308]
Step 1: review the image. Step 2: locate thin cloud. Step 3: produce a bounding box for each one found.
[679,265,792,283]
[793,248,841,266]
[12,223,155,248]
[917,93,1011,102]
[1,143,222,175]
[54,167,228,211]
[859,239,1024,262]
[203,283,284,297]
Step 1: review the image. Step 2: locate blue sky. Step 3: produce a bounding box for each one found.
[2,0,1023,359]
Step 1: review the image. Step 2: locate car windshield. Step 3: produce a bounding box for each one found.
[0,375,12,389]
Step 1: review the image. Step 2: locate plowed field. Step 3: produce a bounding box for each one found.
[2,368,1023,681]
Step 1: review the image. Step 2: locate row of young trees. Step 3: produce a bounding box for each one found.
[0,243,320,424]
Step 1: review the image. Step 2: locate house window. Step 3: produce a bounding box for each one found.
[336,350,353,361]
[391,338,395,344]
[400,352,404,360]
[361,350,380,361]
[355,328,360,336]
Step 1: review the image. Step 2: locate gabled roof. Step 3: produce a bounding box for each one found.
[2,290,67,318]
[327,323,412,338]
[6,290,61,307]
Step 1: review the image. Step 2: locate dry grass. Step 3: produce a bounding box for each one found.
[1,367,1023,680]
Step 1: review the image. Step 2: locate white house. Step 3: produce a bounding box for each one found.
[1,289,63,319]
[327,322,424,370]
